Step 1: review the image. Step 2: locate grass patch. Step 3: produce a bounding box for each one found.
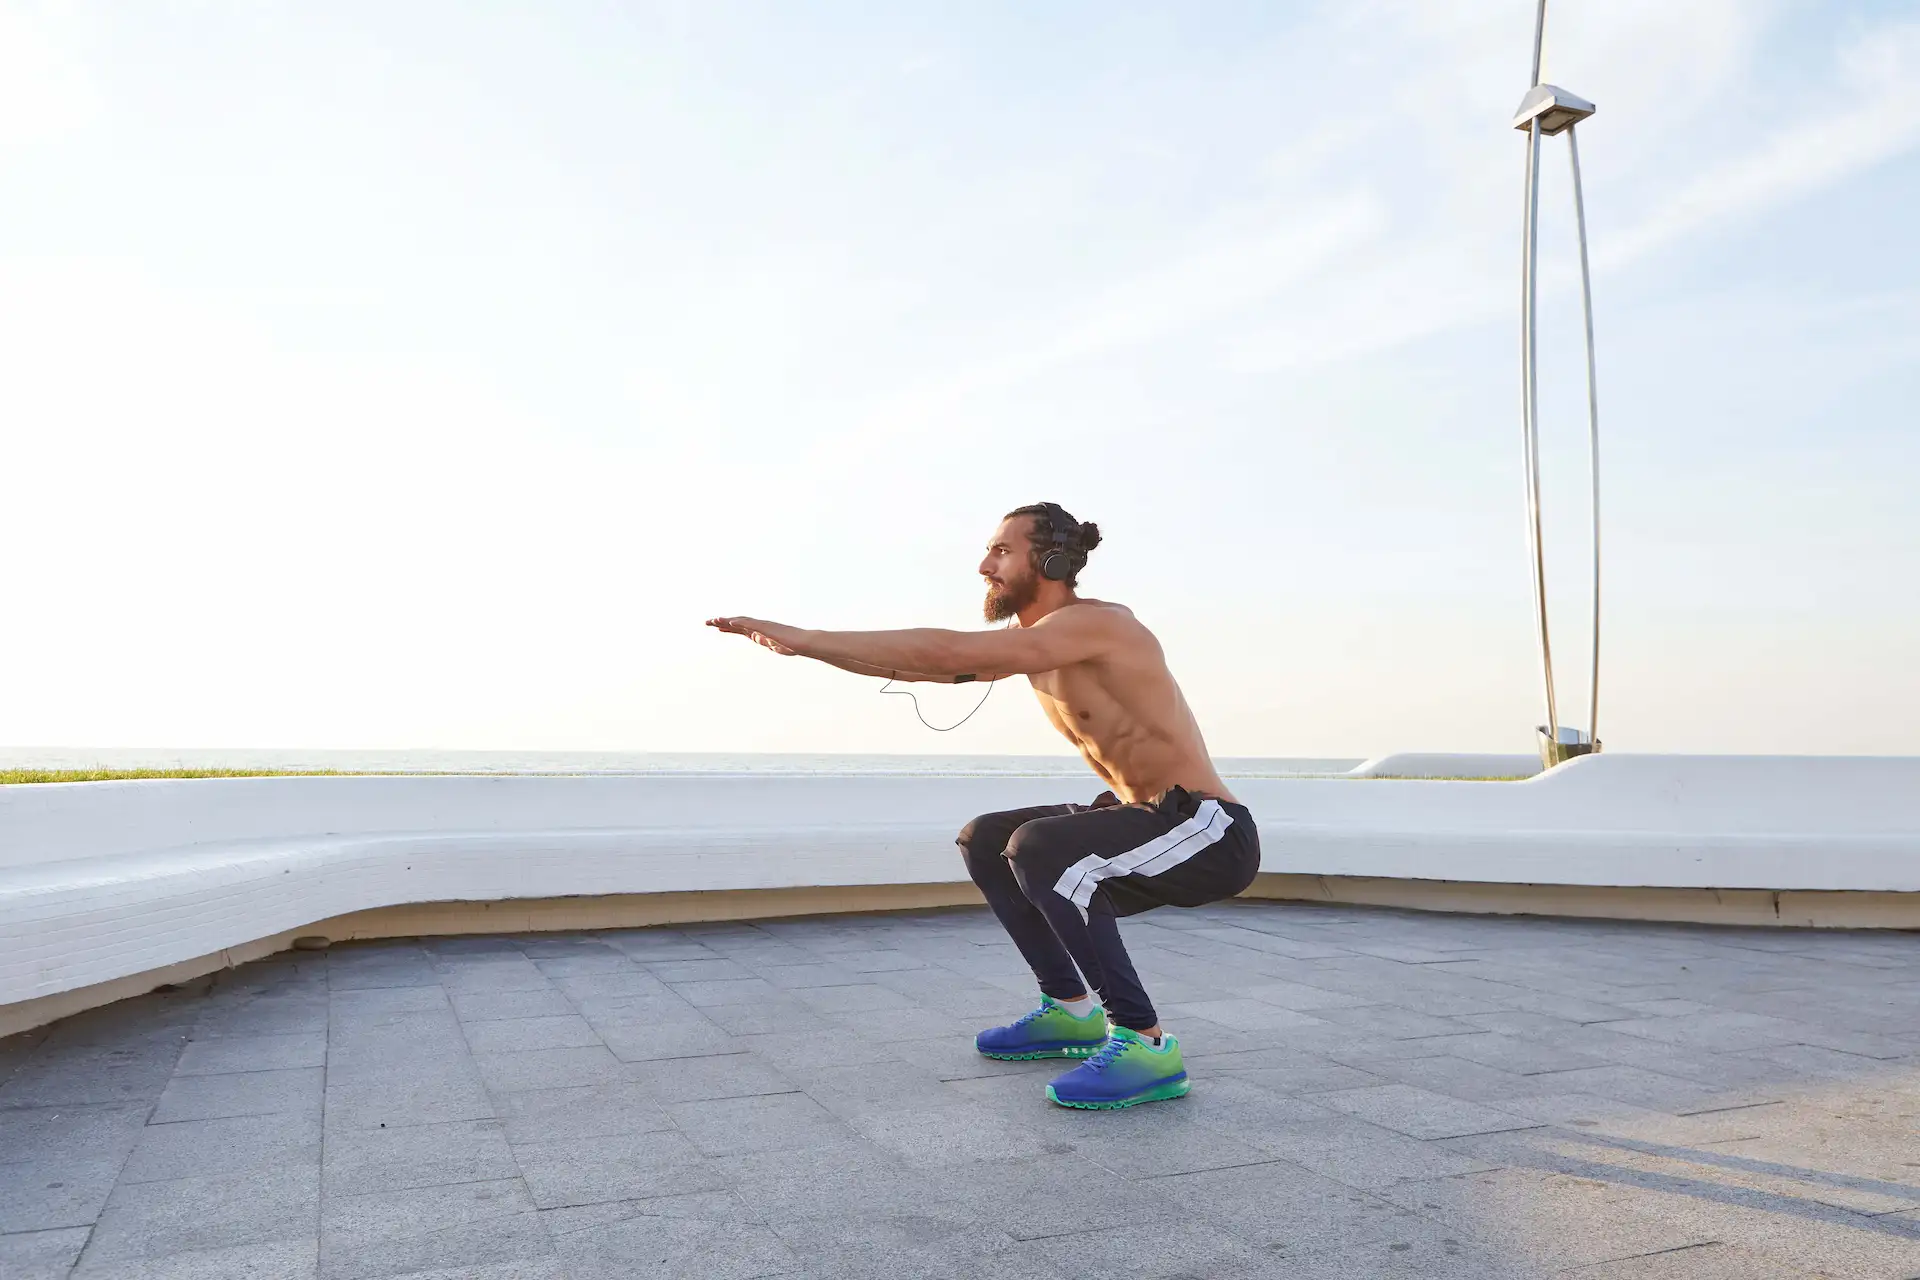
[0,768,354,785]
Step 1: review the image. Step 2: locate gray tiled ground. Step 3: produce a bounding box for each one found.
[4,902,1920,1278]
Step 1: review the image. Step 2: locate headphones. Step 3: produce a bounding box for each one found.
[1037,502,1082,582]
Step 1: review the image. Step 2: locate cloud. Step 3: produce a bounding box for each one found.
[1598,20,1920,270]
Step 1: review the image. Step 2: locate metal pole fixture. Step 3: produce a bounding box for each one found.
[1513,0,1602,770]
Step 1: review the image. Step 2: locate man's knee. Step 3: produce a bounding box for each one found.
[1003,820,1069,880]
[957,813,1017,878]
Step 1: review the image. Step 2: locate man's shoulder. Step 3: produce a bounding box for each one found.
[1035,598,1137,626]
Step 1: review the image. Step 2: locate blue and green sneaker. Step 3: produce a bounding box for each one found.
[1045,1028,1189,1109]
[975,997,1111,1060]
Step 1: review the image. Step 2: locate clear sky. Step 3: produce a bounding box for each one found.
[1,1,1915,759]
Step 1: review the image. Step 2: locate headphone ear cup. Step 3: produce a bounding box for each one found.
[1041,550,1070,581]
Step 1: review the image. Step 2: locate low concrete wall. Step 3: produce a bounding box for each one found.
[3,753,1916,1035]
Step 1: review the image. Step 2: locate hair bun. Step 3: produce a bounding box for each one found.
[1076,522,1102,552]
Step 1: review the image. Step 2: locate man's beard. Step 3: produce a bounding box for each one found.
[983,573,1038,622]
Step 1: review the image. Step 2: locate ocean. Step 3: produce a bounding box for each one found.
[0,748,1363,779]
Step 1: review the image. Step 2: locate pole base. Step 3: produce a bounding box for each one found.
[1537,726,1600,770]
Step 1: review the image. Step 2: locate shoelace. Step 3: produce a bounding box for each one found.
[1084,1035,1131,1071]
[1009,1003,1053,1029]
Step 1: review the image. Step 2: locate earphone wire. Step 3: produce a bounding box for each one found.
[878,620,1009,733]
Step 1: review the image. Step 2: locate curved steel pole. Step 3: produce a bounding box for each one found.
[1568,124,1601,744]
[1521,116,1558,740]
[1530,0,1548,86]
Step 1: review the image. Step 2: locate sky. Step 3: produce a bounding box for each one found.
[1,0,1916,759]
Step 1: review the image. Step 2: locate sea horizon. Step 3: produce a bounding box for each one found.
[0,746,1365,779]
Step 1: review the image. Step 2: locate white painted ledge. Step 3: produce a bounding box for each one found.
[3,753,1917,1019]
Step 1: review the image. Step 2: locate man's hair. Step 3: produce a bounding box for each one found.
[1004,503,1103,589]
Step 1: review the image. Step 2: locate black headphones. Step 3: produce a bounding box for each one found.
[1037,502,1082,582]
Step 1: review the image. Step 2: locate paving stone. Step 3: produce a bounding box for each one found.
[0,1225,90,1279]
[151,1067,323,1123]
[0,1038,187,1109]
[696,997,838,1036]
[784,1059,968,1118]
[560,1211,797,1278]
[324,964,439,994]
[822,1005,974,1044]
[1349,1053,1554,1104]
[1184,1047,1385,1095]
[0,1154,125,1232]
[1520,1065,1739,1114]
[460,1016,600,1055]
[472,1045,633,1093]
[623,1052,798,1104]
[319,1179,550,1280]
[669,1091,851,1157]
[644,958,757,983]
[1308,1083,1538,1140]
[1234,979,1379,1010]
[1377,1166,1718,1270]
[435,963,553,995]
[550,970,674,1002]
[79,1165,319,1264]
[121,1111,321,1184]
[1073,1215,1302,1276]
[1567,1241,1820,1278]
[1161,1000,1330,1031]
[1309,1004,1483,1040]
[322,1118,517,1195]
[790,983,919,1014]
[667,977,783,1007]
[948,1153,1179,1241]
[528,951,634,977]
[0,1100,149,1166]
[194,1000,329,1039]
[751,962,864,989]
[1600,1012,1810,1053]
[174,1033,327,1077]
[323,1074,495,1132]
[448,988,577,1023]
[326,989,450,1029]
[513,1130,731,1208]
[495,1080,675,1145]
[70,1236,319,1279]
[593,1016,740,1063]
[847,1099,1055,1167]
[769,1211,998,1280]
[541,1189,760,1236]
[599,933,721,962]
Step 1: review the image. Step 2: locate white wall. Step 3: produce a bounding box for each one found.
[3,753,1917,1009]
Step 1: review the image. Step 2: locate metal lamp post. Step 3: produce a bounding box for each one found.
[1515,0,1602,770]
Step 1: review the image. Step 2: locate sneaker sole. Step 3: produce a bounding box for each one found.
[977,1043,1103,1061]
[1045,1077,1192,1109]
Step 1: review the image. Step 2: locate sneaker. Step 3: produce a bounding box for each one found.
[975,997,1111,1060]
[1045,1027,1189,1109]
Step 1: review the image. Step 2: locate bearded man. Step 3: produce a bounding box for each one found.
[707,502,1260,1108]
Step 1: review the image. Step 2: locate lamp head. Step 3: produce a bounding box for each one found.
[1512,83,1596,136]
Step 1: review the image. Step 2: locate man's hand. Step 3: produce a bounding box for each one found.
[705,617,805,657]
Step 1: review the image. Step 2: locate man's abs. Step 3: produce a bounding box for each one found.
[1028,660,1233,805]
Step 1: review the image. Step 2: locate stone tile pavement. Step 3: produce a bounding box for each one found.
[3,901,1919,1278]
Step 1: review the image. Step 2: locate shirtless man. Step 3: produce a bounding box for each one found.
[706,502,1260,1108]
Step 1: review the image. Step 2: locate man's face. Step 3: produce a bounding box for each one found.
[979,516,1041,622]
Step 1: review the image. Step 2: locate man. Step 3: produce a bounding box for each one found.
[706,502,1260,1109]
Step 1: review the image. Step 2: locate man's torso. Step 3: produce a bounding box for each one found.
[1022,599,1234,804]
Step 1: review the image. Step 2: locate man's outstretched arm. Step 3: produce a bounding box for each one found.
[813,655,1007,684]
[706,609,1114,676]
